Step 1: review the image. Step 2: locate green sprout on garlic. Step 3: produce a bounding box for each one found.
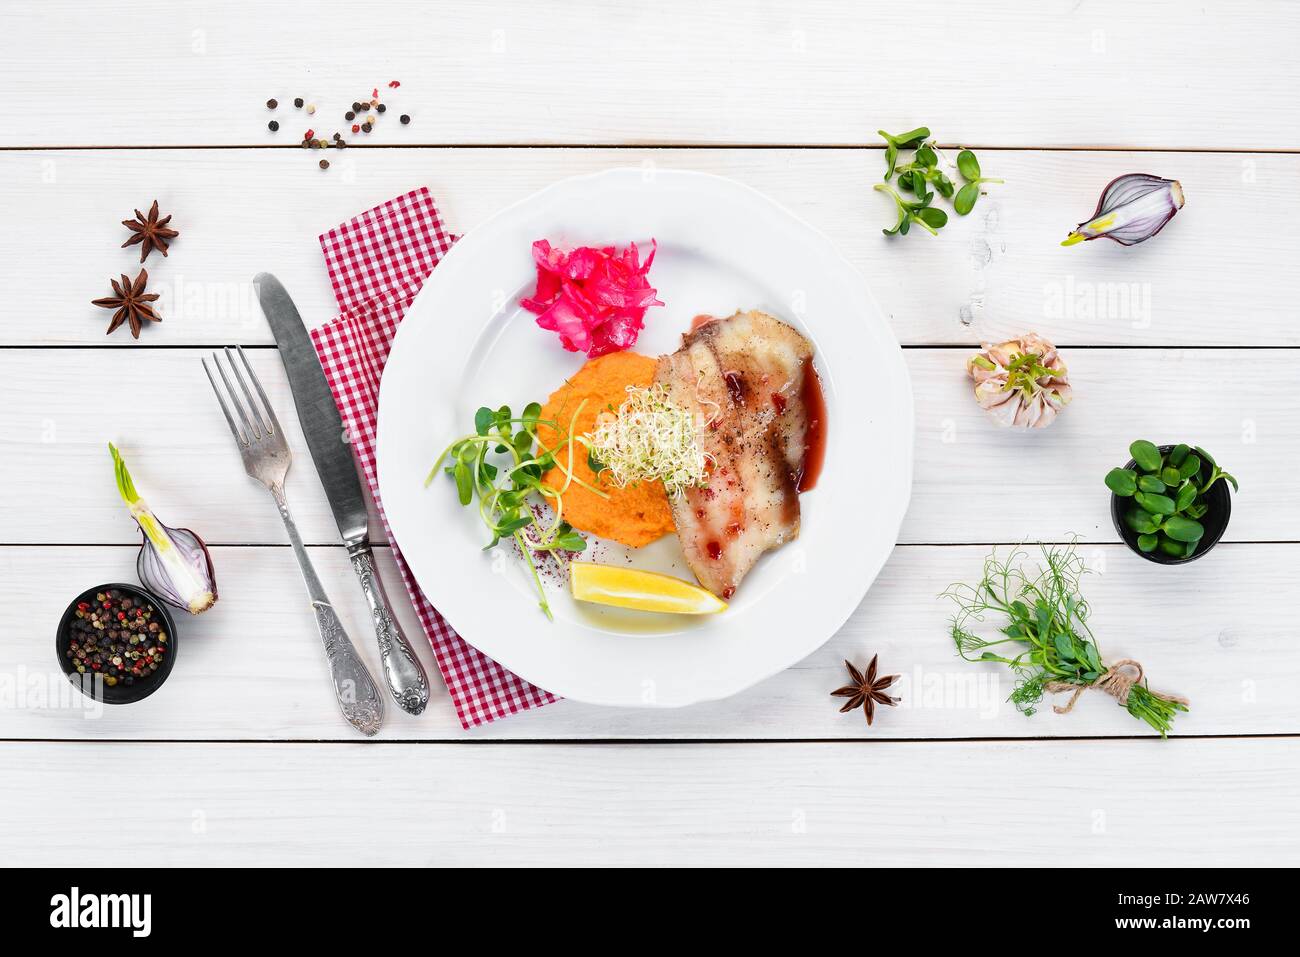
[967,334,1072,430]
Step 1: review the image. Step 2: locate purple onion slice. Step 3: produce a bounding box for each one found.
[111,443,218,615]
[1062,174,1185,247]
[136,525,219,615]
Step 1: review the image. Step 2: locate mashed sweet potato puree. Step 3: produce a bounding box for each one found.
[537,352,675,548]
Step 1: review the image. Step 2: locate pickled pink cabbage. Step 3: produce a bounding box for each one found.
[521,239,662,357]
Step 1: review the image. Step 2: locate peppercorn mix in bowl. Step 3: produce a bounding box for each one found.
[56,583,177,704]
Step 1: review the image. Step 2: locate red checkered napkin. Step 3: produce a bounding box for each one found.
[309,187,558,729]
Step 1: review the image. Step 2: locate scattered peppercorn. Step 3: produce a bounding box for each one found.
[266,85,412,171]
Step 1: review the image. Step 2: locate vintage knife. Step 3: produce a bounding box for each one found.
[255,272,431,715]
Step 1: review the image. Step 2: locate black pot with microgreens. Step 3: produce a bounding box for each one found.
[56,582,178,704]
[1106,441,1236,565]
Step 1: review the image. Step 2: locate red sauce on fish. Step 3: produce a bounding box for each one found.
[795,359,827,492]
[771,391,788,414]
[721,585,735,600]
[723,370,745,405]
[706,541,722,561]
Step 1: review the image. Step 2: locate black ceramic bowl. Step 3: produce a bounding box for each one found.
[1109,444,1232,565]
[56,582,178,704]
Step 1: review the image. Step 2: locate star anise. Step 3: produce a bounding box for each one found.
[831,654,900,725]
[121,200,179,262]
[92,269,161,338]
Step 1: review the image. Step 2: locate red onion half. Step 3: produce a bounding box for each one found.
[1062,174,1185,247]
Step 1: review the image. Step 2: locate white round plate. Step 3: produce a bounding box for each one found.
[377,168,912,707]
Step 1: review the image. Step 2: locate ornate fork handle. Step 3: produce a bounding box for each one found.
[272,486,384,736]
[348,545,430,715]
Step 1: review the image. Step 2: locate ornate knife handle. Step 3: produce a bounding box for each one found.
[349,545,431,715]
[273,487,384,736]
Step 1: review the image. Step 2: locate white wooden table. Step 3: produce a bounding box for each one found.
[2,0,1298,866]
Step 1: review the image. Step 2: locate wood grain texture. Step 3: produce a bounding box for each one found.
[1,740,1295,866]
[3,348,1293,546]
[4,543,1293,740]
[4,148,1297,348]
[4,0,1297,148]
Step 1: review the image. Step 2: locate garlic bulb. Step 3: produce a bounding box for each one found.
[966,334,1072,429]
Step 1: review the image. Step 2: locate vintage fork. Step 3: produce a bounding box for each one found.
[203,346,384,736]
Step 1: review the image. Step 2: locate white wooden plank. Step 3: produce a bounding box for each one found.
[4,148,1297,348]
[0,739,1294,865]
[2,348,1292,546]
[4,1,1298,148]
[0,347,383,545]
[4,543,1294,740]
[903,348,1300,545]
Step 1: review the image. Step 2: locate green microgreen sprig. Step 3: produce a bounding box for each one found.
[426,401,609,619]
[877,126,930,180]
[893,142,956,199]
[953,149,1005,215]
[873,183,948,236]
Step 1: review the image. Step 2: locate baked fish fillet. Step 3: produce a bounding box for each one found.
[654,310,819,598]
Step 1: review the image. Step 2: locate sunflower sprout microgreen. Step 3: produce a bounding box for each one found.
[877,126,930,180]
[953,148,1004,215]
[874,130,1002,236]
[1105,440,1238,560]
[426,401,608,620]
[873,183,948,236]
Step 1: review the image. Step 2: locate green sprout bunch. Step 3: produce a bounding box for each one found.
[942,542,1189,736]
[873,126,1003,236]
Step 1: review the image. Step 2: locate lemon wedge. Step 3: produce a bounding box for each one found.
[570,563,727,615]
